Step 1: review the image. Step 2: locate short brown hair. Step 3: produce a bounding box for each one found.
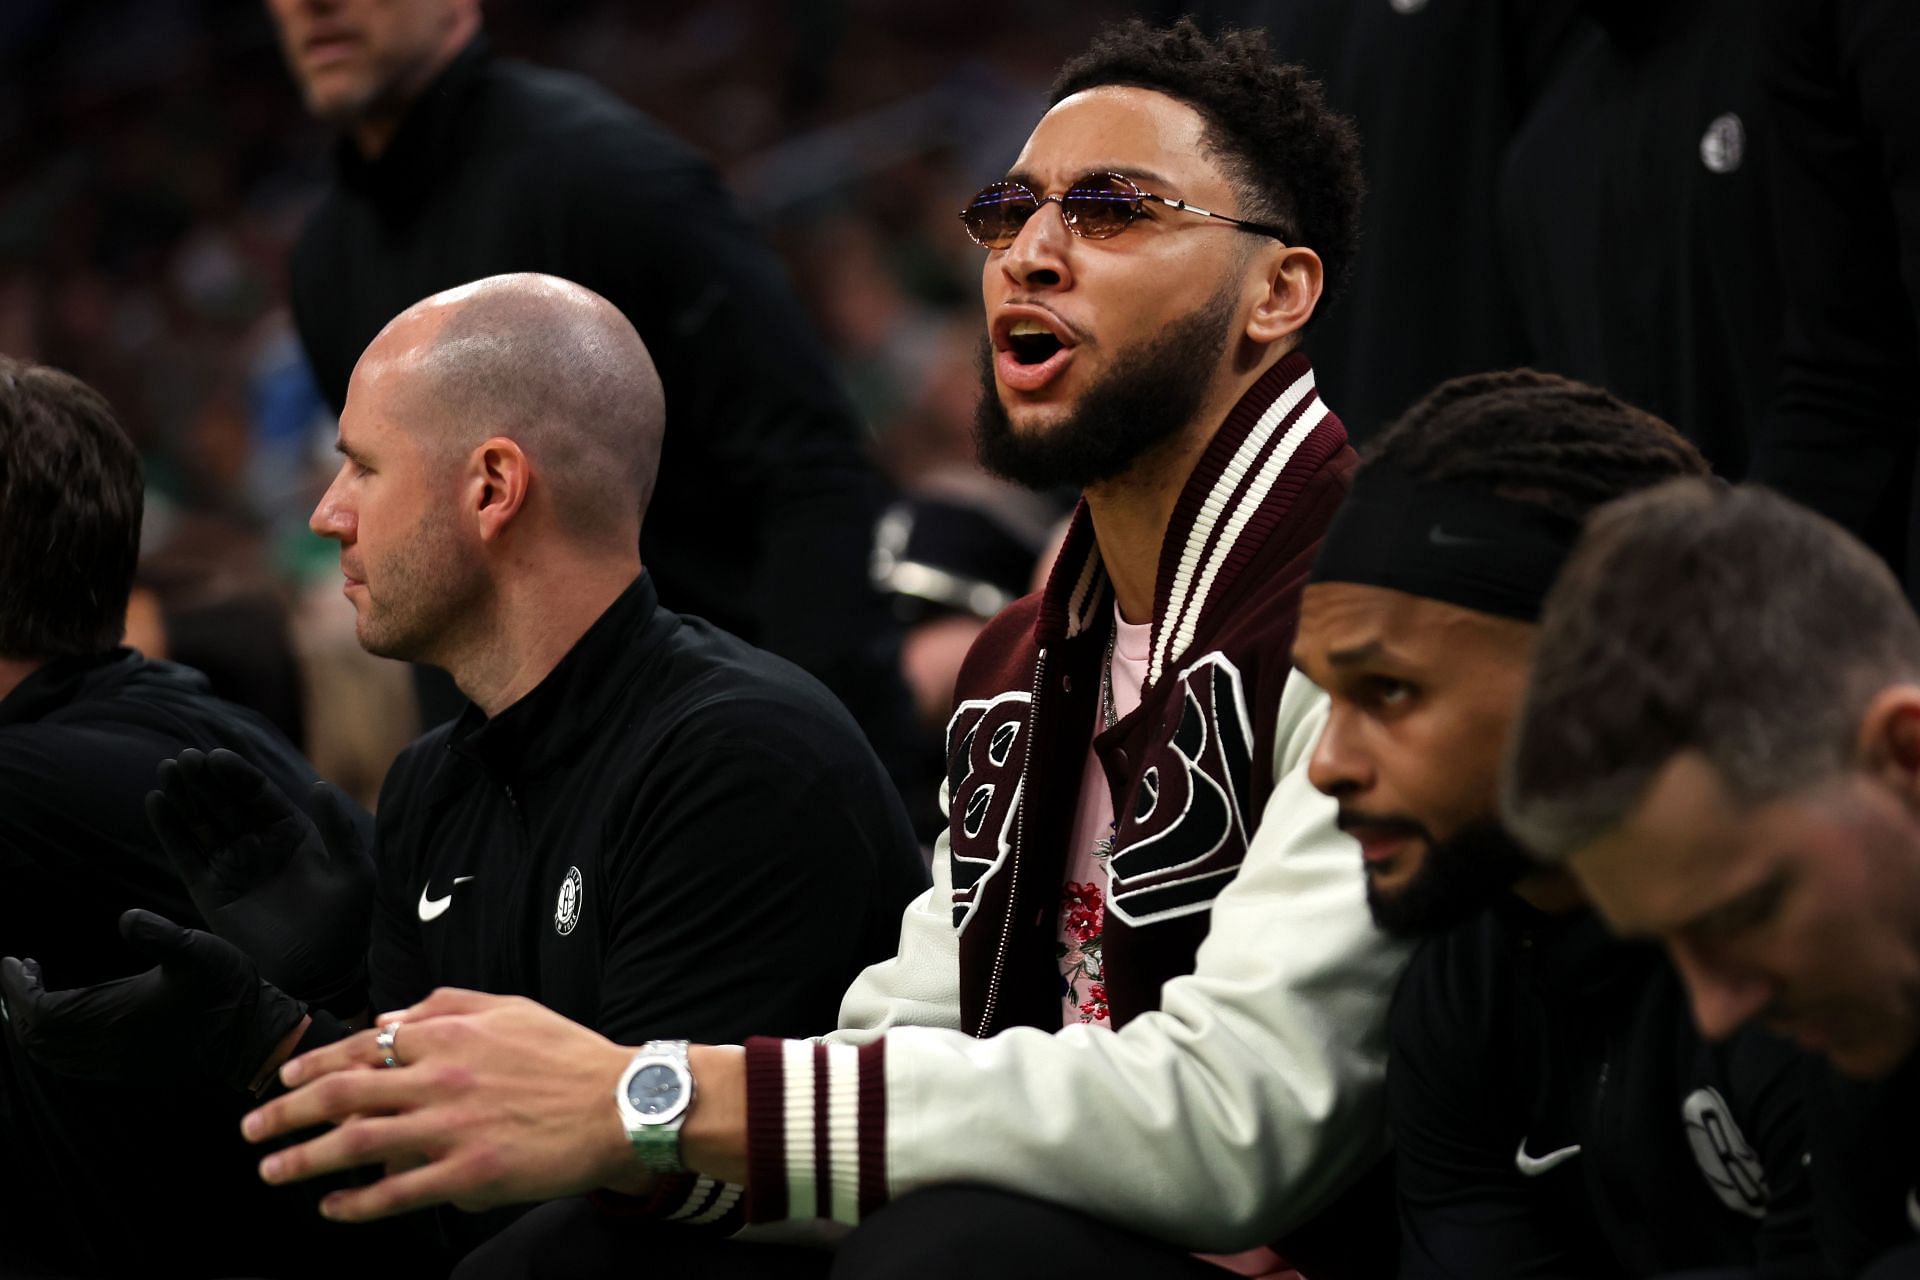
[1502,479,1920,859]
[0,356,143,660]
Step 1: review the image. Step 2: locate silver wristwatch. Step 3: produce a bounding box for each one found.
[615,1040,694,1173]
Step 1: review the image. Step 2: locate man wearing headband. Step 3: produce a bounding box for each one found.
[1293,371,1820,1276]
[240,20,1405,1278]
[1504,481,1920,1275]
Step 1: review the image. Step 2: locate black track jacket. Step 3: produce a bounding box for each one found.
[1391,898,1821,1278]
[365,572,928,1046]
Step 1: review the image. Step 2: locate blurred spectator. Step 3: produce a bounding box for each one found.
[1500,0,1775,477]
[871,473,1065,840]
[0,355,360,1277]
[1184,0,1570,442]
[1751,0,1920,597]
[266,0,920,783]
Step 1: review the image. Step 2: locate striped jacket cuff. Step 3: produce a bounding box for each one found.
[743,1036,887,1224]
[589,1173,746,1233]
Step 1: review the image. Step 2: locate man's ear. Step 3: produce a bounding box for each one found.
[1856,685,1920,804]
[470,437,531,543]
[1243,243,1324,350]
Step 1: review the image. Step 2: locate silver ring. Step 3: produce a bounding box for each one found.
[375,1019,402,1069]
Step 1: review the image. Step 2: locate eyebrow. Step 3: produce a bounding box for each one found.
[1323,640,1391,668]
[1001,167,1180,193]
[333,437,368,465]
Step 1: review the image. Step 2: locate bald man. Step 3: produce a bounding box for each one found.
[5,273,927,1259]
[303,273,925,1057]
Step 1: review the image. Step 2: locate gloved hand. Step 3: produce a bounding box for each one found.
[145,747,372,1011]
[0,909,308,1093]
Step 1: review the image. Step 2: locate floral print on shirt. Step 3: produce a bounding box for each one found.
[1058,836,1113,1023]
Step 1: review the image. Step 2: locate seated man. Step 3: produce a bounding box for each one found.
[240,19,1405,1279]
[3,274,928,1263]
[1504,480,1920,1277]
[1292,371,1819,1277]
[0,357,354,1275]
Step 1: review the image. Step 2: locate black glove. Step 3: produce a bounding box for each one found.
[0,909,307,1093]
[146,747,373,1011]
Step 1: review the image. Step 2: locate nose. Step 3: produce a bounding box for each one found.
[1307,706,1370,800]
[309,468,355,542]
[1670,938,1775,1041]
[997,197,1074,293]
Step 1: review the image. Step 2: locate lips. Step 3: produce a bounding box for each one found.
[991,306,1078,394]
[302,31,361,70]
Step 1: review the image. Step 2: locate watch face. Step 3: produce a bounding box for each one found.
[627,1062,684,1118]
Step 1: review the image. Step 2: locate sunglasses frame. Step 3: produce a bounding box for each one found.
[958,171,1292,250]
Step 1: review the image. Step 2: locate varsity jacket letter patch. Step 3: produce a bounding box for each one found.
[1107,652,1253,927]
[945,691,1032,932]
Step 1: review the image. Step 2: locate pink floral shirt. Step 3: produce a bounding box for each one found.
[1057,608,1302,1280]
[1058,610,1148,1025]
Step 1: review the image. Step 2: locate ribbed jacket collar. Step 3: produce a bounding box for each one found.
[1034,349,1344,686]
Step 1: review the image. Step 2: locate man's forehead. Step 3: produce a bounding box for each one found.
[1297,582,1525,664]
[1576,753,1766,930]
[1012,86,1218,190]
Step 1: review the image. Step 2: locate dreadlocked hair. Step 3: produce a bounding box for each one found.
[1361,370,1711,523]
[1050,18,1364,308]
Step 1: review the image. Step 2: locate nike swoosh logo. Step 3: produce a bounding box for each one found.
[418,876,476,923]
[1428,524,1488,549]
[1515,1137,1582,1177]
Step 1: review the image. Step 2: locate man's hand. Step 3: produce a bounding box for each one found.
[147,748,373,1007]
[240,989,647,1221]
[0,909,308,1093]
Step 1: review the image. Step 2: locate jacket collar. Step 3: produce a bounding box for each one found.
[1034,349,1344,686]
[0,648,170,728]
[447,571,667,781]
[334,33,491,203]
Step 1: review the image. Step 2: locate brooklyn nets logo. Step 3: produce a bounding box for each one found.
[1107,652,1253,927]
[1682,1086,1768,1219]
[554,865,584,936]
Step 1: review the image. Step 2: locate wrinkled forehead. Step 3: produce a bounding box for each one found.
[1011,85,1227,201]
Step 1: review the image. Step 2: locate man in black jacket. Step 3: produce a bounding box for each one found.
[1,275,928,1268]
[0,357,359,1276]
[1292,372,1820,1277]
[264,0,912,765]
[1505,480,1920,1275]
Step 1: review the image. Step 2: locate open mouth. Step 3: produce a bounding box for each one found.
[1006,321,1064,366]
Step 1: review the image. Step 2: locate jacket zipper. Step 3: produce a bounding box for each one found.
[976,645,1046,1037]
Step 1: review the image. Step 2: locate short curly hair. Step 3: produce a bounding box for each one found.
[1362,369,1710,523]
[1050,17,1365,305]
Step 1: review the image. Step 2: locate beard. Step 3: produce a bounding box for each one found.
[972,281,1239,491]
[1365,816,1538,940]
[355,506,486,664]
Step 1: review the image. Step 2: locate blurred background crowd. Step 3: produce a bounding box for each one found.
[4,0,1914,819]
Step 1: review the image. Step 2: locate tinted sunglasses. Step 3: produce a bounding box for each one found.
[958,171,1291,250]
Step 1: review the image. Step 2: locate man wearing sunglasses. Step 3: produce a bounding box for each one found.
[241,20,1403,1278]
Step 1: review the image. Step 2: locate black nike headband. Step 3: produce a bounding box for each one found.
[1308,461,1581,622]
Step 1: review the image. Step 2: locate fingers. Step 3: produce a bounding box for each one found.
[384,987,511,1024]
[270,1022,393,1094]
[0,955,43,1024]
[259,1110,452,1192]
[117,908,191,957]
[247,1045,430,1141]
[206,748,297,831]
[315,1152,506,1223]
[306,781,370,870]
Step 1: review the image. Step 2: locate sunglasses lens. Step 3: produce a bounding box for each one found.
[1063,174,1140,239]
[962,182,1036,249]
